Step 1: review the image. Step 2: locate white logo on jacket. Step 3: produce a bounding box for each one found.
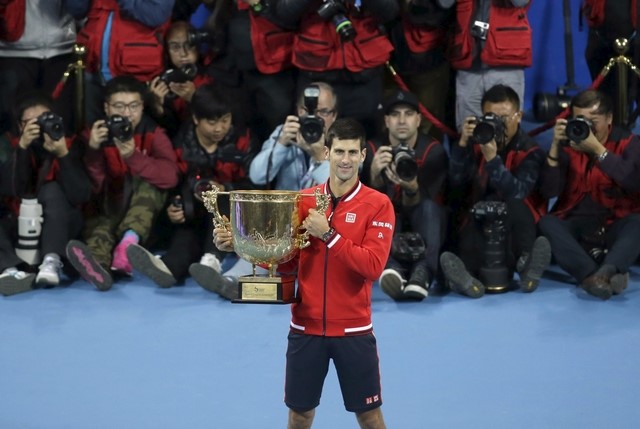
[346,213,356,223]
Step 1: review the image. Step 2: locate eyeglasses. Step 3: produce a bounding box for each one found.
[302,107,336,119]
[168,41,195,53]
[498,112,520,123]
[109,101,143,114]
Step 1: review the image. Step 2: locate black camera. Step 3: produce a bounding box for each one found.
[391,144,418,182]
[317,0,356,42]
[533,91,571,122]
[299,85,325,143]
[472,113,506,145]
[35,112,65,141]
[470,20,489,41]
[188,29,215,46]
[391,232,425,262]
[565,115,593,143]
[105,115,134,143]
[471,200,509,292]
[159,63,197,85]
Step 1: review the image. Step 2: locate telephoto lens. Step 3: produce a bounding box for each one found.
[15,199,43,265]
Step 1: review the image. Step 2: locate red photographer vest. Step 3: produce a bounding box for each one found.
[292,4,394,72]
[582,0,638,28]
[0,0,25,42]
[76,0,169,81]
[551,135,640,224]
[237,3,293,74]
[402,17,447,54]
[449,0,532,69]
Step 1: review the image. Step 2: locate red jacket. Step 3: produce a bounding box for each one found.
[448,0,532,69]
[583,0,638,27]
[0,0,25,41]
[402,16,447,54]
[279,180,395,337]
[76,0,169,81]
[292,4,394,72]
[551,135,640,223]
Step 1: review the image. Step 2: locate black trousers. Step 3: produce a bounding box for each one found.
[0,216,22,271]
[38,181,84,258]
[538,213,640,283]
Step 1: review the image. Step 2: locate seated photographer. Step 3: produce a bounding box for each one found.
[147,20,214,138]
[372,90,448,301]
[441,84,550,298]
[1,92,91,290]
[125,83,260,289]
[195,82,338,300]
[538,89,640,300]
[66,76,179,291]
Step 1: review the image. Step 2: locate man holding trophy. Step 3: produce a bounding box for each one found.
[210,118,395,428]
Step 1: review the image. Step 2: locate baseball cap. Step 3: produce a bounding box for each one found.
[383,90,420,114]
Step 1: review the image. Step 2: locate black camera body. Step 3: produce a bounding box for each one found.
[299,85,325,144]
[104,115,134,144]
[472,113,506,145]
[35,112,65,141]
[317,0,356,42]
[391,144,418,182]
[391,232,425,262]
[565,115,593,143]
[471,200,508,223]
[471,200,509,292]
[159,64,197,85]
[188,29,215,46]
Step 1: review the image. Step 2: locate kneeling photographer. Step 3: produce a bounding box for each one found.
[125,84,260,290]
[0,91,91,293]
[441,84,550,298]
[371,90,448,301]
[538,89,640,300]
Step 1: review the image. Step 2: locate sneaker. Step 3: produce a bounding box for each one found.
[518,236,551,293]
[379,268,406,301]
[0,268,35,296]
[127,244,176,288]
[66,240,113,291]
[439,251,485,298]
[111,234,138,275]
[403,264,429,301]
[36,253,63,287]
[199,253,222,273]
[189,263,238,301]
[610,272,629,295]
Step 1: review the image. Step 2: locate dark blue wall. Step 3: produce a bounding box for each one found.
[525,0,591,112]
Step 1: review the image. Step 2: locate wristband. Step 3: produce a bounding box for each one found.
[321,227,336,243]
[597,150,609,163]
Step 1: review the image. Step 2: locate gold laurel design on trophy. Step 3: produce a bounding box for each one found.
[297,188,331,249]
[201,186,230,230]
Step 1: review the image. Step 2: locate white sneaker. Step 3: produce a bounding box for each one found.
[199,253,222,273]
[0,267,35,296]
[36,253,63,286]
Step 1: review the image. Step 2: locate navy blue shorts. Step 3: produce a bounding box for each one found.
[284,332,383,413]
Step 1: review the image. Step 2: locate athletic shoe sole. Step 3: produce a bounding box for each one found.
[66,240,113,291]
[519,236,552,293]
[126,244,176,288]
[0,273,35,296]
[610,273,629,295]
[440,252,485,298]
[379,269,405,301]
[403,284,428,300]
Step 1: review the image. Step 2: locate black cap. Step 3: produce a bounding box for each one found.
[383,90,420,114]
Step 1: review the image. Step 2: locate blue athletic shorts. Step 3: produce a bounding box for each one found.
[284,331,383,413]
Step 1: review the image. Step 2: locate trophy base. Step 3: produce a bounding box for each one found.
[232,275,299,304]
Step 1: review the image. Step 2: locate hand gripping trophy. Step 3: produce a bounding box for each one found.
[202,187,329,303]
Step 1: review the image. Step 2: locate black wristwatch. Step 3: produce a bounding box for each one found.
[321,227,336,243]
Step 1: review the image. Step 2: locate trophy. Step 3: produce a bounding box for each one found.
[202,187,330,304]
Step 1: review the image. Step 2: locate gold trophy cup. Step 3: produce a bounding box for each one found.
[202,187,329,304]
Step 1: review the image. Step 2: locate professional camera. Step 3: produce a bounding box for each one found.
[105,114,134,143]
[472,113,506,145]
[391,144,418,182]
[471,200,509,293]
[565,115,593,143]
[159,63,197,85]
[188,29,215,46]
[299,85,325,143]
[15,198,43,265]
[35,112,65,141]
[391,232,425,262]
[533,91,572,122]
[317,0,356,42]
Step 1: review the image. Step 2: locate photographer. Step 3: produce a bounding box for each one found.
[275,0,399,137]
[147,21,214,138]
[1,92,91,289]
[539,89,640,300]
[441,84,550,298]
[66,76,179,291]
[125,84,260,289]
[372,90,447,301]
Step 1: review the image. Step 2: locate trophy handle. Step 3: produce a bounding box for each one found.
[296,188,331,249]
[201,186,231,231]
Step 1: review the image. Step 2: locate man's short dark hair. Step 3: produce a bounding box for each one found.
[13,91,56,135]
[191,84,233,121]
[481,84,521,111]
[104,75,147,101]
[326,117,366,149]
[570,89,613,116]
